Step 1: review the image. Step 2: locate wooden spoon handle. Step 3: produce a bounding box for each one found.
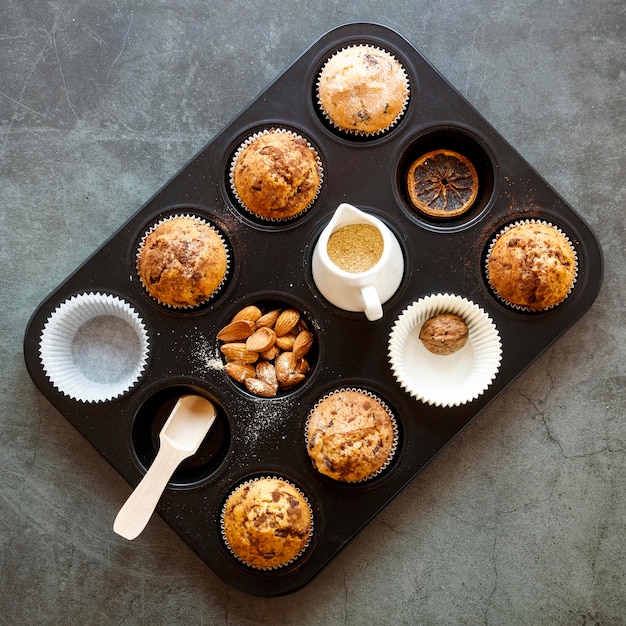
[113,443,187,540]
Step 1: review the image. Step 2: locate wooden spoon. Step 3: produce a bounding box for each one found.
[113,394,216,540]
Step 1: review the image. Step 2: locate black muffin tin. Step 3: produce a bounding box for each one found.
[23,23,603,596]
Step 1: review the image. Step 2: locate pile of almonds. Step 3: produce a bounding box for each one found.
[217,304,314,397]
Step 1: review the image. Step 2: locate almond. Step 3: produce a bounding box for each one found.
[295,357,310,375]
[279,372,306,389]
[245,377,277,398]
[225,361,256,383]
[216,319,255,342]
[292,329,313,360]
[232,305,263,323]
[274,309,300,337]
[246,327,276,353]
[220,342,259,364]
[275,334,296,351]
[256,361,278,391]
[256,309,281,328]
[275,350,296,383]
[259,345,280,361]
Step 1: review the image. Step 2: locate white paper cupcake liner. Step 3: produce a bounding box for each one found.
[39,292,150,403]
[485,219,579,312]
[229,128,324,222]
[388,294,502,407]
[305,387,399,482]
[136,213,231,309]
[220,475,314,570]
[316,44,410,137]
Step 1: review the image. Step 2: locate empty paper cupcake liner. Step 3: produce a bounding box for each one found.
[305,387,399,482]
[388,294,502,407]
[220,475,314,570]
[484,219,579,312]
[316,44,410,137]
[39,292,150,403]
[229,128,324,222]
[136,213,231,309]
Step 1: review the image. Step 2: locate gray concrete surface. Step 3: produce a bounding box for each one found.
[1,1,625,624]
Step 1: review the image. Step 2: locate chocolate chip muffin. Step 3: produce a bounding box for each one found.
[137,216,228,308]
[306,389,397,482]
[221,477,313,569]
[231,130,322,220]
[487,221,577,310]
[317,45,409,135]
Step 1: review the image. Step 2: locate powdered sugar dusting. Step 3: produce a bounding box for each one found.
[189,328,303,450]
[192,332,224,373]
[237,397,298,447]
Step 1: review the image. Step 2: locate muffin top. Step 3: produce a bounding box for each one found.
[317,45,409,134]
[306,389,396,482]
[137,216,227,307]
[488,222,576,310]
[231,131,321,220]
[222,477,312,569]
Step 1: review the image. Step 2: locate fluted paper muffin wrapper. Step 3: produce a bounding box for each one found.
[485,219,579,312]
[220,476,314,570]
[229,128,324,222]
[316,44,410,136]
[39,292,150,403]
[136,213,230,309]
[388,294,502,408]
[305,387,399,482]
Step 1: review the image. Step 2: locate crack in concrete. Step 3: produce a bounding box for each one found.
[483,470,561,625]
[0,393,44,623]
[106,12,134,78]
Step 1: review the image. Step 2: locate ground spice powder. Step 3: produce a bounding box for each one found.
[327,224,384,273]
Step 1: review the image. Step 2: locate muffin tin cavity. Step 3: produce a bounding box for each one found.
[23,24,602,597]
[482,219,579,313]
[389,294,502,407]
[136,213,232,310]
[314,44,410,139]
[227,127,324,226]
[305,387,400,483]
[131,385,230,486]
[397,127,496,230]
[217,299,319,398]
[220,475,314,570]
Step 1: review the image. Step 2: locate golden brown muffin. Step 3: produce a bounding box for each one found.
[137,216,228,307]
[407,149,479,218]
[317,45,409,134]
[487,221,577,310]
[231,130,321,220]
[221,477,313,569]
[306,389,396,482]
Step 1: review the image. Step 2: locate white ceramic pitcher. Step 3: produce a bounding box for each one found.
[311,203,404,321]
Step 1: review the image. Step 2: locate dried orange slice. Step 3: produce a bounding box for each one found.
[406,149,479,218]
